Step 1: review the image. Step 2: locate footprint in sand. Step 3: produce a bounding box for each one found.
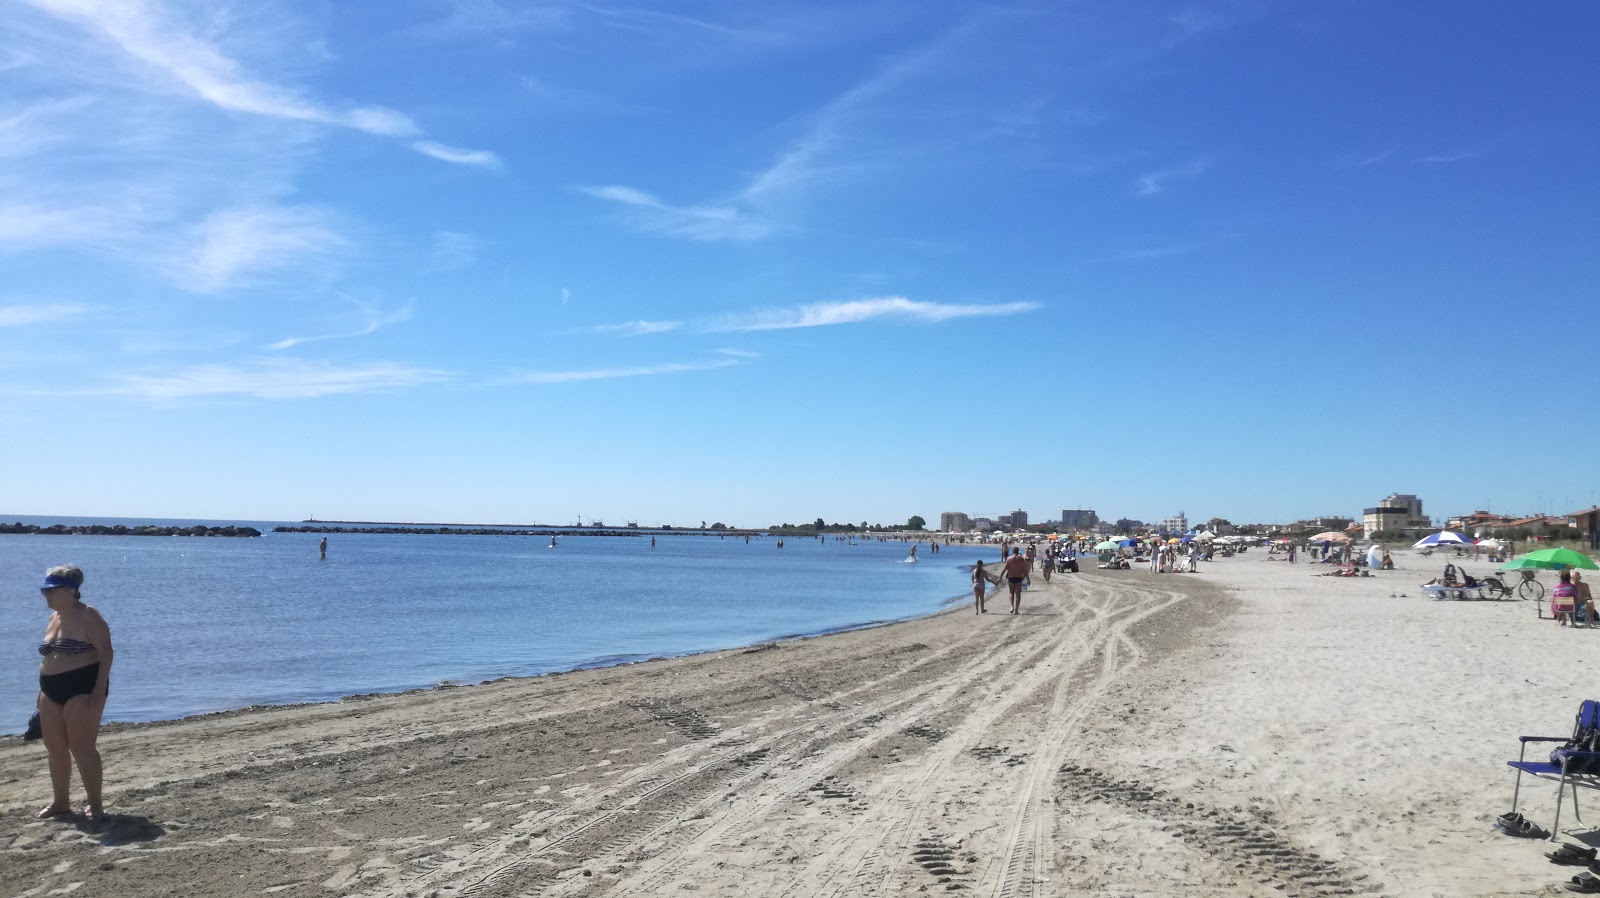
[463,818,493,833]
[271,816,294,829]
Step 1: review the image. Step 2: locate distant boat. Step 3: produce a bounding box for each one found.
[626,522,638,528]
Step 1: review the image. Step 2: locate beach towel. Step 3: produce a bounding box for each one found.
[1551,700,1600,775]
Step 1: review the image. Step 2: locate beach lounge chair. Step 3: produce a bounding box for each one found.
[1507,700,1600,839]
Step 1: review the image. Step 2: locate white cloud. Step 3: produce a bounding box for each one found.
[108,357,451,400]
[0,96,95,158]
[508,356,746,384]
[266,298,415,350]
[564,319,683,337]
[1134,157,1211,197]
[20,0,491,164]
[0,301,91,327]
[1417,151,1477,164]
[429,231,479,270]
[707,297,1038,332]
[411,140,502,168]
[577,185,763,242]
[174,204,347,293]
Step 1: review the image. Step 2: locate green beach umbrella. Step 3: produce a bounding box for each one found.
[1504,547,1599,571]
[1094,540,1119,551]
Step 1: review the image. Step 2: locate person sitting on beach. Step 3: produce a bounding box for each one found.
[1552,570,1578,626]
[1317,565,1360,577]
[1574,571,1594,628]
[1001,549,1030,614]
[1381,552,1394,570]
[972,561,990,615]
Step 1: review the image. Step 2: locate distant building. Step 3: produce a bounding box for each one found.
[997,508,1028,529]
[972,517,995,531]
[1059,509,1098,529]
[1113,518,1145,533]
[1365,493,1431,535]
[1156,512,1189,534]
[939,511,972,532]
[1568,506,1600,550]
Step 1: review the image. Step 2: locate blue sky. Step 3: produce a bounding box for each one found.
[2,0,1596,528]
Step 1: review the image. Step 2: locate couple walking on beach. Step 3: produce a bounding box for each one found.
[973,549,1031,615]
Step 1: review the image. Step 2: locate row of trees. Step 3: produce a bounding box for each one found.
[767,516,928,533]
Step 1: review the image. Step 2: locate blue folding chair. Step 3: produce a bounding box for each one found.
[1508,700,1600,838]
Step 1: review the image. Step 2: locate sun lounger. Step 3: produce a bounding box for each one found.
[1507,700,1600,838]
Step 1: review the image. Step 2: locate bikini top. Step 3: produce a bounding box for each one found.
[38,638,94,656]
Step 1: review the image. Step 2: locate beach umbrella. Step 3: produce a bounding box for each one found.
[1476,538,1505,549]
[1413,531,1471,549]
[1179,535,1193,543]
[1095,540,1119,551]
[1117,538,1137,548]
[1504,547,1599,571]
[1308,531,1351,543]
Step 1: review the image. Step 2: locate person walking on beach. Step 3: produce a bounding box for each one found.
[1001,549,1029,614]
[972,561,990,614]
[32,565,113,821]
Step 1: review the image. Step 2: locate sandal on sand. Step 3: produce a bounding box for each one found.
[1498,811,1526,827]
[33,804,71,820]
[1565,873,1600,893]
[1497,818,1551,838]
[1550,844,1598,865]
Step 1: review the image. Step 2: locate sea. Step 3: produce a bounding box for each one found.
[0,515,976,735]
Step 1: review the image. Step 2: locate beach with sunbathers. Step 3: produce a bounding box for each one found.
[0,551,1588,896]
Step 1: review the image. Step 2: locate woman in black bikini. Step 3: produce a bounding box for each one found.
[34,565,113,820]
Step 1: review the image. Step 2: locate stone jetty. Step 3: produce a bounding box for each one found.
[2,523,263,537]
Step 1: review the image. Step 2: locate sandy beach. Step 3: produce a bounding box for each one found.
[0,550,1590,897]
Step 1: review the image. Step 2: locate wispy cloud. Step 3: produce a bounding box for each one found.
[706,297,1038,332]
[19,0,495,164]
[411,141,502,168]
[1336,147,1397,169]
[506,353,752,385]
[580,21,968,242]
[563,319,684,337]
[1134,157,1211,197]
[576,185,766,242]
[173,205,348,293]
[429,231,479,270]
[266,298,415,350]
[0,301,91,327]
[1417,151,1478,164]
[106,357,452,400]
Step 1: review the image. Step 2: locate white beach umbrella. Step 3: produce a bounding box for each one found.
[1413,531,1471,549]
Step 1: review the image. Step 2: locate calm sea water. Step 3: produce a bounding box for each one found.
[0,516,975,734]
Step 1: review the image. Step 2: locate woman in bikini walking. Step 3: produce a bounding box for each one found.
[34,565,114,820]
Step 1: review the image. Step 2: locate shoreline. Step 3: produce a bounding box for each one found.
[5,590,972,737]
[0,569,1226,896]
[5,553,1578,896]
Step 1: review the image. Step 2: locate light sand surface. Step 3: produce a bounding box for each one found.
[0,550,1589,897]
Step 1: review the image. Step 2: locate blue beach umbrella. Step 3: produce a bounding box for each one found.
[1118,539,1138,548]
[1413,531,1472,549]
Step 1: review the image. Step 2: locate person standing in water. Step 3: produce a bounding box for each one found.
[319,537,327,560]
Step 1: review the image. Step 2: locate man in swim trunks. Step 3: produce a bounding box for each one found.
[1001,549,1030,614]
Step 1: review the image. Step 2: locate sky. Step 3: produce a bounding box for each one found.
[1,0,1596,529]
